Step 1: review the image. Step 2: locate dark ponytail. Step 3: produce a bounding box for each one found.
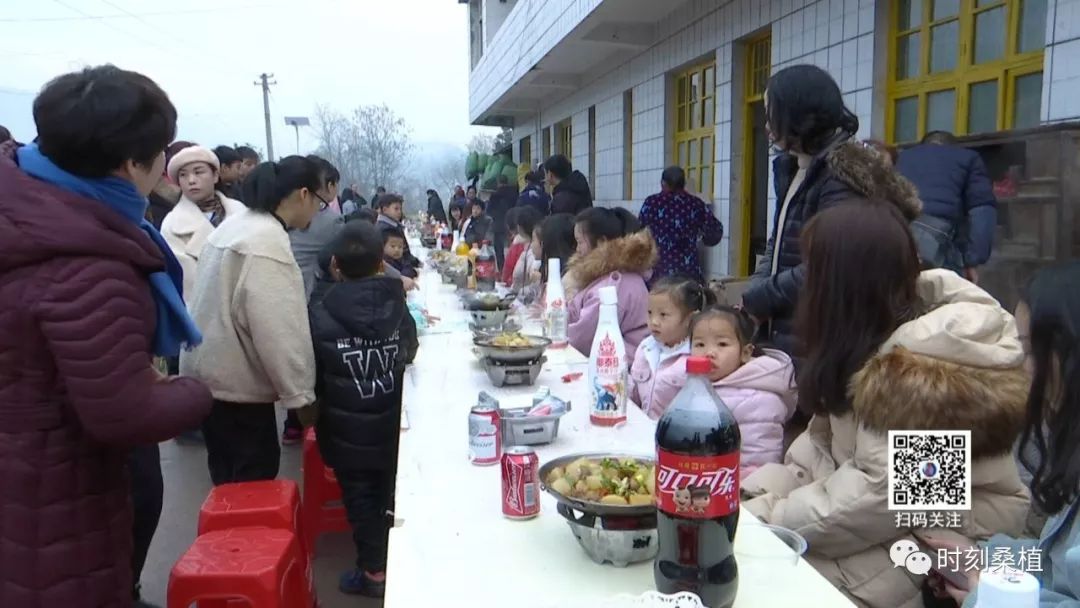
[241,155,321,213]
[690,305,761,354]
[575,207,641,248]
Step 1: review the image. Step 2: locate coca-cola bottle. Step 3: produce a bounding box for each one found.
[475,240,497,292]
[654,356,740,607]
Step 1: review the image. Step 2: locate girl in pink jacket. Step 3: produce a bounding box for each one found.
[630,277,717,419]
[690,306,797,479]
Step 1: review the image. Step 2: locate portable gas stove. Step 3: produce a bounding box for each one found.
[482,356,546,387]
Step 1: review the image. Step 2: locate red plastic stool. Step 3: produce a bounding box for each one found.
[302,428,349,555]
[167,528,312,608]
[198,480,302,538]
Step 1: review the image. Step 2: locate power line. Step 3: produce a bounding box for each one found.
[91,0,251,81]
[0,3,296,22]
[1,0,352,22]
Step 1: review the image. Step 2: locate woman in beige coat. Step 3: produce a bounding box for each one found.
[160,145,246,299]
[742,203,1030,608]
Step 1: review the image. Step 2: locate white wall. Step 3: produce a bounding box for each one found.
[482,0,518,46]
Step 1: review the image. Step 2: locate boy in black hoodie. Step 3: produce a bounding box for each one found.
[308,221,418,598]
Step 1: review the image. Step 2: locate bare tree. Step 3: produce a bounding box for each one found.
[493,127,514,154]
[312,104,363,189]
[467,133,496,155]
[312,103,415,197]
[353,104,414,192]
[429,151,468,196]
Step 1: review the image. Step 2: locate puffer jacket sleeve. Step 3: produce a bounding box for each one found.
[743,179,857,317]
[745,430,897,559]
[35,258,213,444]
[236,255,316,409]
[732,391,788,479]
[742,262,805,320]
[567,286,600,356]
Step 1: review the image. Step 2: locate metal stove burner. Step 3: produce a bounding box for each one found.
[483,356,546,387]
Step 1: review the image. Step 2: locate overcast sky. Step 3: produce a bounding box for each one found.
[0,0,494,157]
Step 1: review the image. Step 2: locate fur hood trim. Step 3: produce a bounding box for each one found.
[851,348,1028,459]
[564,230,657,297]
[827,141,923,221]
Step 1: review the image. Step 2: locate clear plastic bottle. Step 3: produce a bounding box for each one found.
[588,285,627,426]
[544,257,568,348]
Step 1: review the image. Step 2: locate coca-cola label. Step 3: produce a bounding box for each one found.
[655,449,739,518]
[476,260,496,281]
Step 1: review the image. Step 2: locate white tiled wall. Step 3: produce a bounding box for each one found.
[469,0,603,121]
[485,0,1079,277]
[1044,0,1080,122]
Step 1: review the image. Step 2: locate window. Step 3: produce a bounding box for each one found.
[542,126,551,160]
[556,119,572,158]
[623,89,633,200]
[887,0,1046,142]
[588,106,596,187]
[674,61,717,197]
[519,136,532,166]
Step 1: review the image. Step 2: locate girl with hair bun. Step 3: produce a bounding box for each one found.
[630,276,716,419]
[181,155,322,485]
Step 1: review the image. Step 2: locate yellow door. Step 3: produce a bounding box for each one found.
[739,33,772,276]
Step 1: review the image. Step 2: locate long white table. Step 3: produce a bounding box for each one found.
[386,256,854,607]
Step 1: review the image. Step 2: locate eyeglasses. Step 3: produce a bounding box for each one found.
[313,192,329,211]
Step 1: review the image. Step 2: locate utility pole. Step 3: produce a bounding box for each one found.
[254,73,276,161]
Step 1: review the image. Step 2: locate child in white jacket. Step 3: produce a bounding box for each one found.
[689,305,797,479]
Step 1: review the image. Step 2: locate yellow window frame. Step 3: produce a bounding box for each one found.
[886,0,1045,143]
[673,60,717,198]
[738,32,772,275]
[557,119,573,159]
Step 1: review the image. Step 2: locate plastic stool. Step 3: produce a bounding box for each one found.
[198,480,302,538]
[167,528,312,608]
[302,428,349,555]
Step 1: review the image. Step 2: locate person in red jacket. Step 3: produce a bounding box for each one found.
[0,65,213,608]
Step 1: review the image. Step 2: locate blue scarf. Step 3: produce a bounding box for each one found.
[17,144,203,357]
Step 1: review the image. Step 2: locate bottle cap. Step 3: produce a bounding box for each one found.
[599,285,618,305]
[547,257,561,277]
[975,568,1040,608]
[685,356,711,375]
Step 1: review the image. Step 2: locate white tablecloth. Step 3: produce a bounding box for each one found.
[387,259,854,607]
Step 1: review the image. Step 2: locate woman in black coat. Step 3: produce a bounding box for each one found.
[426,189,448,223]
[741,65,922,359]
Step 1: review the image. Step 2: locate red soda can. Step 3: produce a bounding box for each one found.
[468,405,501,466]
[501,446,540,519]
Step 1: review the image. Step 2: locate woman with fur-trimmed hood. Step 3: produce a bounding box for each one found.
[564,207,657,361]
[742,65,923,359]
[742,203,1029,608]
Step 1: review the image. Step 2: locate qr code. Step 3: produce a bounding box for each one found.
[888,431,971,511]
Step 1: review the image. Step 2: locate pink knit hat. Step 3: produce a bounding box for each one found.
[167,145,220,182]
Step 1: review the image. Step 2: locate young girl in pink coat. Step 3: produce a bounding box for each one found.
[690,306,797,479]
[630,277,716,419]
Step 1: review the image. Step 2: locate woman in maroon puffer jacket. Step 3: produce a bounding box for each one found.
[0,66,213,607]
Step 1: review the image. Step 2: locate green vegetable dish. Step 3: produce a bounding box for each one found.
[544,457,655,506]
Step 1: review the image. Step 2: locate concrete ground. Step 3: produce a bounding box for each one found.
[141,436,381,608]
